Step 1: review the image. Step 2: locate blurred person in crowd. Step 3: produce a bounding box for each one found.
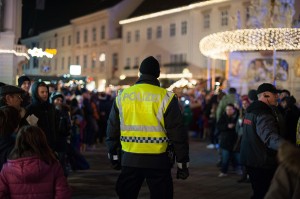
[217,103,239,177]
[81,88,97,151]
[50,92,71,176]
[0,125,72,199]
[0,106,21,170]
[280,96,300,144]
[265,141,300,199]
[70,96,85,151]
[247,89,258,103]
[17,75,31,107]
[240,83,284,199]
[106,56,189,199]
[235,96,251,183]
[25,81,57,150]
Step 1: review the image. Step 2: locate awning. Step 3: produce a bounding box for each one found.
[118,76,138,86]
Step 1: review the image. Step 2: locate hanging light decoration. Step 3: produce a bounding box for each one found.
[199,28,300,60]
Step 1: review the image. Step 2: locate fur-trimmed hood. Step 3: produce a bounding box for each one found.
[278,141,300,176]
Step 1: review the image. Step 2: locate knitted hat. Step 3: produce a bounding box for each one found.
[50,92,64,103]
[139,56,160,78]
[18,76,30,87]
[0,85,24,96]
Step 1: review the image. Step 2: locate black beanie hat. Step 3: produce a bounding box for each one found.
[248,89,258,101]
[18,76,30,87]
[139,56,160,78]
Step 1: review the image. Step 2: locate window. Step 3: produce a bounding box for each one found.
[245,6,250,22]
[221,10,228,26]
[54,59,57,70]
[147,27,152,40]
[156,26,162,38]
[91,57,96,69]
[134,57,139,69]
[33,57,38,68]
[43,41,46,49]
[76,31,80,44]
[54,39,57,48]
[112,53,118,69]
[135,30,140,42]
[83,55,87,68]
[101,25,105,40]
[181,21,187,35]
[68,57,71,68]
[84,29,88,43]
[62,37,65,47]
[125,57,131,69]
[48,40,51,48]
[156,55,161,63]
[126,31,131,43]
[76,56,80,65]
[61,57,65,70]
[203,13,210,29]
[170,23,176,37]
[92,27,97,41]
[68,35,72,45]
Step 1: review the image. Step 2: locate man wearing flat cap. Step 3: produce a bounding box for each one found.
[0,85,24,110]
[106,56,189,198]
[240,83,285,199]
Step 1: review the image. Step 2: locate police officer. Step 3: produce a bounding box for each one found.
[106,56,189,199]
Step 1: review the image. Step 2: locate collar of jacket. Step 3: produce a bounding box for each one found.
[278,141,300,176]
[136,74,160,87]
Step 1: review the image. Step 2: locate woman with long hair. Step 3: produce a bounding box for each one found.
[0,125,72,199]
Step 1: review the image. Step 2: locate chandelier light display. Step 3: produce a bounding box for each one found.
[199,28,300,60]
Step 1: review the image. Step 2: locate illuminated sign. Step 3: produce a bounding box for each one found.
[70,65,81,75]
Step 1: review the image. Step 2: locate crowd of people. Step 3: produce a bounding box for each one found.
[0,55,300,198]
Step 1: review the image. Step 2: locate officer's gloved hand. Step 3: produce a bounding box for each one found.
[108,153,121,170]
[176,163,189,180]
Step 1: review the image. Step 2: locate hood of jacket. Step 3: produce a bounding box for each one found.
[5,156,54,182]
[278,141,300,176]
[30,81,49,105]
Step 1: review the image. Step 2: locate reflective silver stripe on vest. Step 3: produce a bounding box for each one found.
[120,136,168,143]
[117,89,174,133]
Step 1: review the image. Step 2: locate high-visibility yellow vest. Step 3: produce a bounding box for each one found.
[116,84,175,154]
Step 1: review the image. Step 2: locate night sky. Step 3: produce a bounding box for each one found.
[21,0,122,39]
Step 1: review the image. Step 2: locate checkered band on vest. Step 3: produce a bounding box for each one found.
[120,136,168,143]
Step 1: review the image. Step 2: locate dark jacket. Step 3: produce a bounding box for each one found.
[217,111,239,151]
[265,141,300,199]
[0,156,72,199]
[0,135,15,170]
[106,74,189,169]
[25,82,57,150]
[240,101,283,169]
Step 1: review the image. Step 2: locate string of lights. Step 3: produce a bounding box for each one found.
[199,28,300,60]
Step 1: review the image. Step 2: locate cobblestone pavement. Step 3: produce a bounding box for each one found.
[68,139,252,199]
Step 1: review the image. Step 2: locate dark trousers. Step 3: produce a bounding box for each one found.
[246,166,277,199]
[116,166,173,199]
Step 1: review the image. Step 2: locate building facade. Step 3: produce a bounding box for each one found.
[0,0,27,85]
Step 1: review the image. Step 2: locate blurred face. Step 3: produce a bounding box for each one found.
[5,94,23,110]
[263,91,278,106]
[38,86,48,102]
[242,100,250,110]
[279,92,289,100]
[225,105,235,116]
[53,97,63,110]
[21,81,31,93]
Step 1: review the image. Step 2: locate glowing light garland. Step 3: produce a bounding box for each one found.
[199,28,300,60]
[0,49,30,59]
